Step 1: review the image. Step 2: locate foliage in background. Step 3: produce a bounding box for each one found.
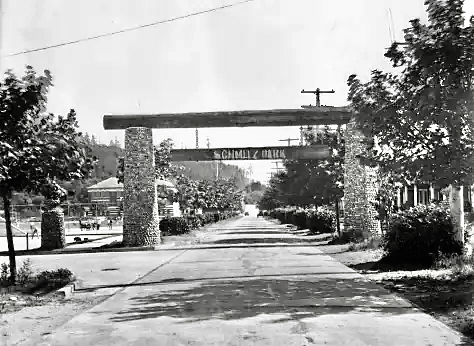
[269,206,336,234]
[159,210,239,236]
[175,176,243,211]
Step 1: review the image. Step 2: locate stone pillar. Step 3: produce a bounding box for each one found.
[343,119,380,237]
[404,186,408,204]
[123,127,161,246]
[41,199,66,250]
[396,189,401,208]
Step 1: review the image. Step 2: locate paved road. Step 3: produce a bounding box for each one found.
[31,217,469,345]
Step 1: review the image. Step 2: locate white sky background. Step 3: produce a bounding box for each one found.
[1,0,473,184]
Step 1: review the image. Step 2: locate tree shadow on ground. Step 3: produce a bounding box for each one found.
[108,276,416,324]
[349,259,433,273]
[382,277,474,313]
[209,237,319,245]
[220,230,292,235]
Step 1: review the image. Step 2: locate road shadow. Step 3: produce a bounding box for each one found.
[76,272,358,293]
[108,276,417,324]
[106,274,474,344]
[220,230,292,235]
[349,259,432,273]
[209,237,318,245]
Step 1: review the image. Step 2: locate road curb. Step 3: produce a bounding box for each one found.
[54,280,77,299]
[2,245,160,257]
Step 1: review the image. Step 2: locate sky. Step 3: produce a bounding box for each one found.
[1,0,473,184]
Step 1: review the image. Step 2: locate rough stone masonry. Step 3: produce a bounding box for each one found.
[343,119,380,236]
[123,127,160,246]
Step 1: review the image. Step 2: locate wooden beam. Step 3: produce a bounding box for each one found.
[170,145,330,162]
[103,106,352,130]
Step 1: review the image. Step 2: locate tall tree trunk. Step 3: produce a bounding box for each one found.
[449,184,465,244]
[2,194,16,283]
[335,199,341,236]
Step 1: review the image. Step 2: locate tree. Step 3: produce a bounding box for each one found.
[347,0,473,242]
[0,66,94,282]
[117,138,180,184]
[258,177,284,211]
[175,176,243,211]
[264,126,345,208]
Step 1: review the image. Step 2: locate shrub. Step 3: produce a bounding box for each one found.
[306,206,336,234]
[17,259,35,286]
[292,209,308,230]
[382,204,463,266]
[34,268,73,291]
[184,216,201,229]
[159,217,190,236]
[0,263,9,286]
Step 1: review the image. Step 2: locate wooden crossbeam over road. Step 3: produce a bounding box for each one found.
[103,107,352,130]
[170,145,330,162]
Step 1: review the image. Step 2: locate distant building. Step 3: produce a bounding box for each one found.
[87,177,181,217]
[87,177,123,205]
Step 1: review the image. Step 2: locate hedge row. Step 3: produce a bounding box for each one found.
[382,203,464,265]
[159,210,240,236]
[268,206,336,234]
[266,203,465,266]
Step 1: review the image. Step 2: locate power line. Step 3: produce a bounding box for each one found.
[4,0,256,57]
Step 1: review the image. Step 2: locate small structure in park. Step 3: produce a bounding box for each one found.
[103,106,379,246]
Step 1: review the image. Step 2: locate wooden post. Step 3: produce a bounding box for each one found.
[26,233,29,251]
[413,184,418,206]
[335,199,341,236]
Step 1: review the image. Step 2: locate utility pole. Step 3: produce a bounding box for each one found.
[206,138,220,180]
[278,138,299,147]
[301,88,335,107]
[301,88,336,144]
[271,161,283,173]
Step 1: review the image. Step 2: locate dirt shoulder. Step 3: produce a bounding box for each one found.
[0,292,112,346]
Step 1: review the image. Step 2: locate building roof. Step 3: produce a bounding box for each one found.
[87,177,123,191]
[87,177,177,191]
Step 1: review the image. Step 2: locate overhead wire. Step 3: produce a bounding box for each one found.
[4,0,256,57]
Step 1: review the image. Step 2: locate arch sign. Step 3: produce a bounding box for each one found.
[170,145,330,162]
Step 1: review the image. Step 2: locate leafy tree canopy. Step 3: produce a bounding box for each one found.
[347,0,474,187]
[0,66,95,281]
